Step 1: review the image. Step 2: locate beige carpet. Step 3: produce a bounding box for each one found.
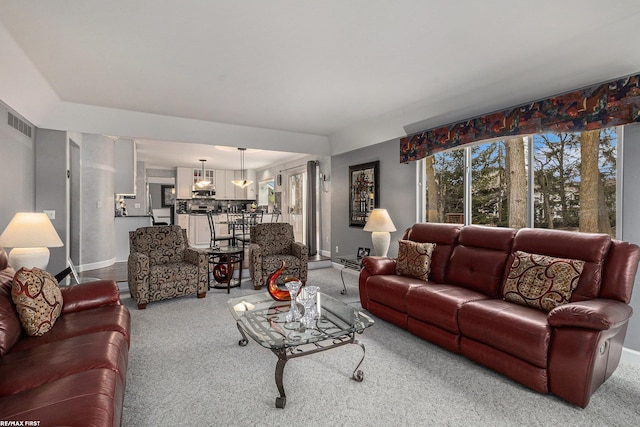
[120,267,640,426]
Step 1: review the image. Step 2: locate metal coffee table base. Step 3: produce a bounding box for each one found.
[235,324,366,409]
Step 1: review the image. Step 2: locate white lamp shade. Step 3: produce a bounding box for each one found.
[0,212,63,271]
[363,209,396,232]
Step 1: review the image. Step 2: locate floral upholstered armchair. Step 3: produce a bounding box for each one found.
[127,225,208,309]
[248,223,308,289]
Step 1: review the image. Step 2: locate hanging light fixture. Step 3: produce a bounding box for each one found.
[195,159,211,188]
[232,147,253,188]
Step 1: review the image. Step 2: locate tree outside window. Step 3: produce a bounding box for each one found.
[424,127,617,237]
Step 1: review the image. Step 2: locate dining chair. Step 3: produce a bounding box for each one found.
[233,211,263,250]
[207,211,233,248]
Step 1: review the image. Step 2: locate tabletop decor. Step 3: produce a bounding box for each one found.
[267,261,303,301]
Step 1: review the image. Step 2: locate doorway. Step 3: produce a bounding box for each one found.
[288,169,306,243]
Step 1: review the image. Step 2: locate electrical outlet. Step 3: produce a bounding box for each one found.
[43,210,55,220]
[335,245,339,253]
[135,203,141,208]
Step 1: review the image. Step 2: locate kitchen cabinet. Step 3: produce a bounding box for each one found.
[114,138,137,195]
[214,169,234,199]
[193,168,215,186]
[176,167,193,199]
[189,214,211,247]
[177,214,189,231]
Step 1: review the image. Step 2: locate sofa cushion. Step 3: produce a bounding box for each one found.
[0,330,128,397]
[510,228,610,301]
[366,274,419,313]
[12,268,63,337]
[404,223,461,283]
[458,299,551,368]
[406,284,489,334]
[446,226,516,297]
[396,240,435,281]
[503,251,584,312]
[10,304,131,353]
[0,368,124,426]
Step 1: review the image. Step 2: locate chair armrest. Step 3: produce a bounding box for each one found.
[292,242,308,262]
[184,247,202,265]
[362,256,397,276]
[548,299,633,330]
[128,252,150,305]
[248,243,262,286]
[60,279,121,314]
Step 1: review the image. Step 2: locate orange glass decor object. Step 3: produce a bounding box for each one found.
[267,261,302,301]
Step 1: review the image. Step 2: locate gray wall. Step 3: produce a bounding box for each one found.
[622,123,640,352]
[35,129,68,274]
[0,102,35,227]
[331,138,417,260]
[81,134,115,268]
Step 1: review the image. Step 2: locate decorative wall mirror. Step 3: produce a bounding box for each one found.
[349,161,379,227]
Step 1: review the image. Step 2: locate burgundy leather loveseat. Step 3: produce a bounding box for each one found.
[359,223,640,408]
[0,248,131,426]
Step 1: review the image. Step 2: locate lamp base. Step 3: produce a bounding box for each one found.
[8,247,51,271]
[371,231,391,257]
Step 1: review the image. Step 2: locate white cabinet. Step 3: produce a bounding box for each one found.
[189,214,211,247]
[177,214,190,231]
[114,139,136,195]
[193,168,215,186]
[176,167,193,199]
[214,170,236,199]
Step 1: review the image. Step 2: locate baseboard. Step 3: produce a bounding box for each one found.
[622,347,640,365]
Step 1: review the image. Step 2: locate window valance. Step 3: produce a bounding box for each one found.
[400,73,640,163]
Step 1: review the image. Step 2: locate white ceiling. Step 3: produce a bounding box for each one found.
[1,1,639,169]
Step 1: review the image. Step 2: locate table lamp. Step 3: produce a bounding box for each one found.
[0,212,63,271]
[363,208,396,257]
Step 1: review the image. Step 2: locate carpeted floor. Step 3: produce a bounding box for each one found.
[120,267,640,426]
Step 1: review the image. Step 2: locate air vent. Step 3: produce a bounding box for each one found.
[7,111,32,138]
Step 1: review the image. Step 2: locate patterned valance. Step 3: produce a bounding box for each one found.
[400,73,640,163]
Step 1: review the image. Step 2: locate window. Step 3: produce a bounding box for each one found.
[423,127,618,237]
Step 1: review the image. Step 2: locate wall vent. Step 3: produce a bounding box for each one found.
[7,111,32,138]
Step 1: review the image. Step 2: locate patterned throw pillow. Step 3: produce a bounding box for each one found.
[12,268,63,336]
[503,251,584,312]
[396,240,436,281]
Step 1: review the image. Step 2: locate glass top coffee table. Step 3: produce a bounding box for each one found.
[227,292,374,408]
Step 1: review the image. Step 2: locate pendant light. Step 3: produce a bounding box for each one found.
[195,159,211,187]
[232,147,253,188]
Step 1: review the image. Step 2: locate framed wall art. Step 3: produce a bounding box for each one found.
[349,161,379,227]
[161,185,176,207]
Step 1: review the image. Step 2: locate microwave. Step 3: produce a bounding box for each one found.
[192,188,216,199]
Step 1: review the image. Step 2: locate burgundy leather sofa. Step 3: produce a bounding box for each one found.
[359,223,640,408]
[0,248,131,426]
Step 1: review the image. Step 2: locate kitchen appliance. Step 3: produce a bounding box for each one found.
[191,205,210,214]
[192,187,216,199]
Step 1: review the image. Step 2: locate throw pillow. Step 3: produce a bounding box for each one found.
[503,251,584,312]
[12,267,63,336]
[396,240,436,281]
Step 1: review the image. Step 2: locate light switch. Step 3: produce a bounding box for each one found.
[43,210,55,220]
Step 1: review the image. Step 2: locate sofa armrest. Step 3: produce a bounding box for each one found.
[60,279,121,314]
[548,299,633,330]
[361,256,397,276]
